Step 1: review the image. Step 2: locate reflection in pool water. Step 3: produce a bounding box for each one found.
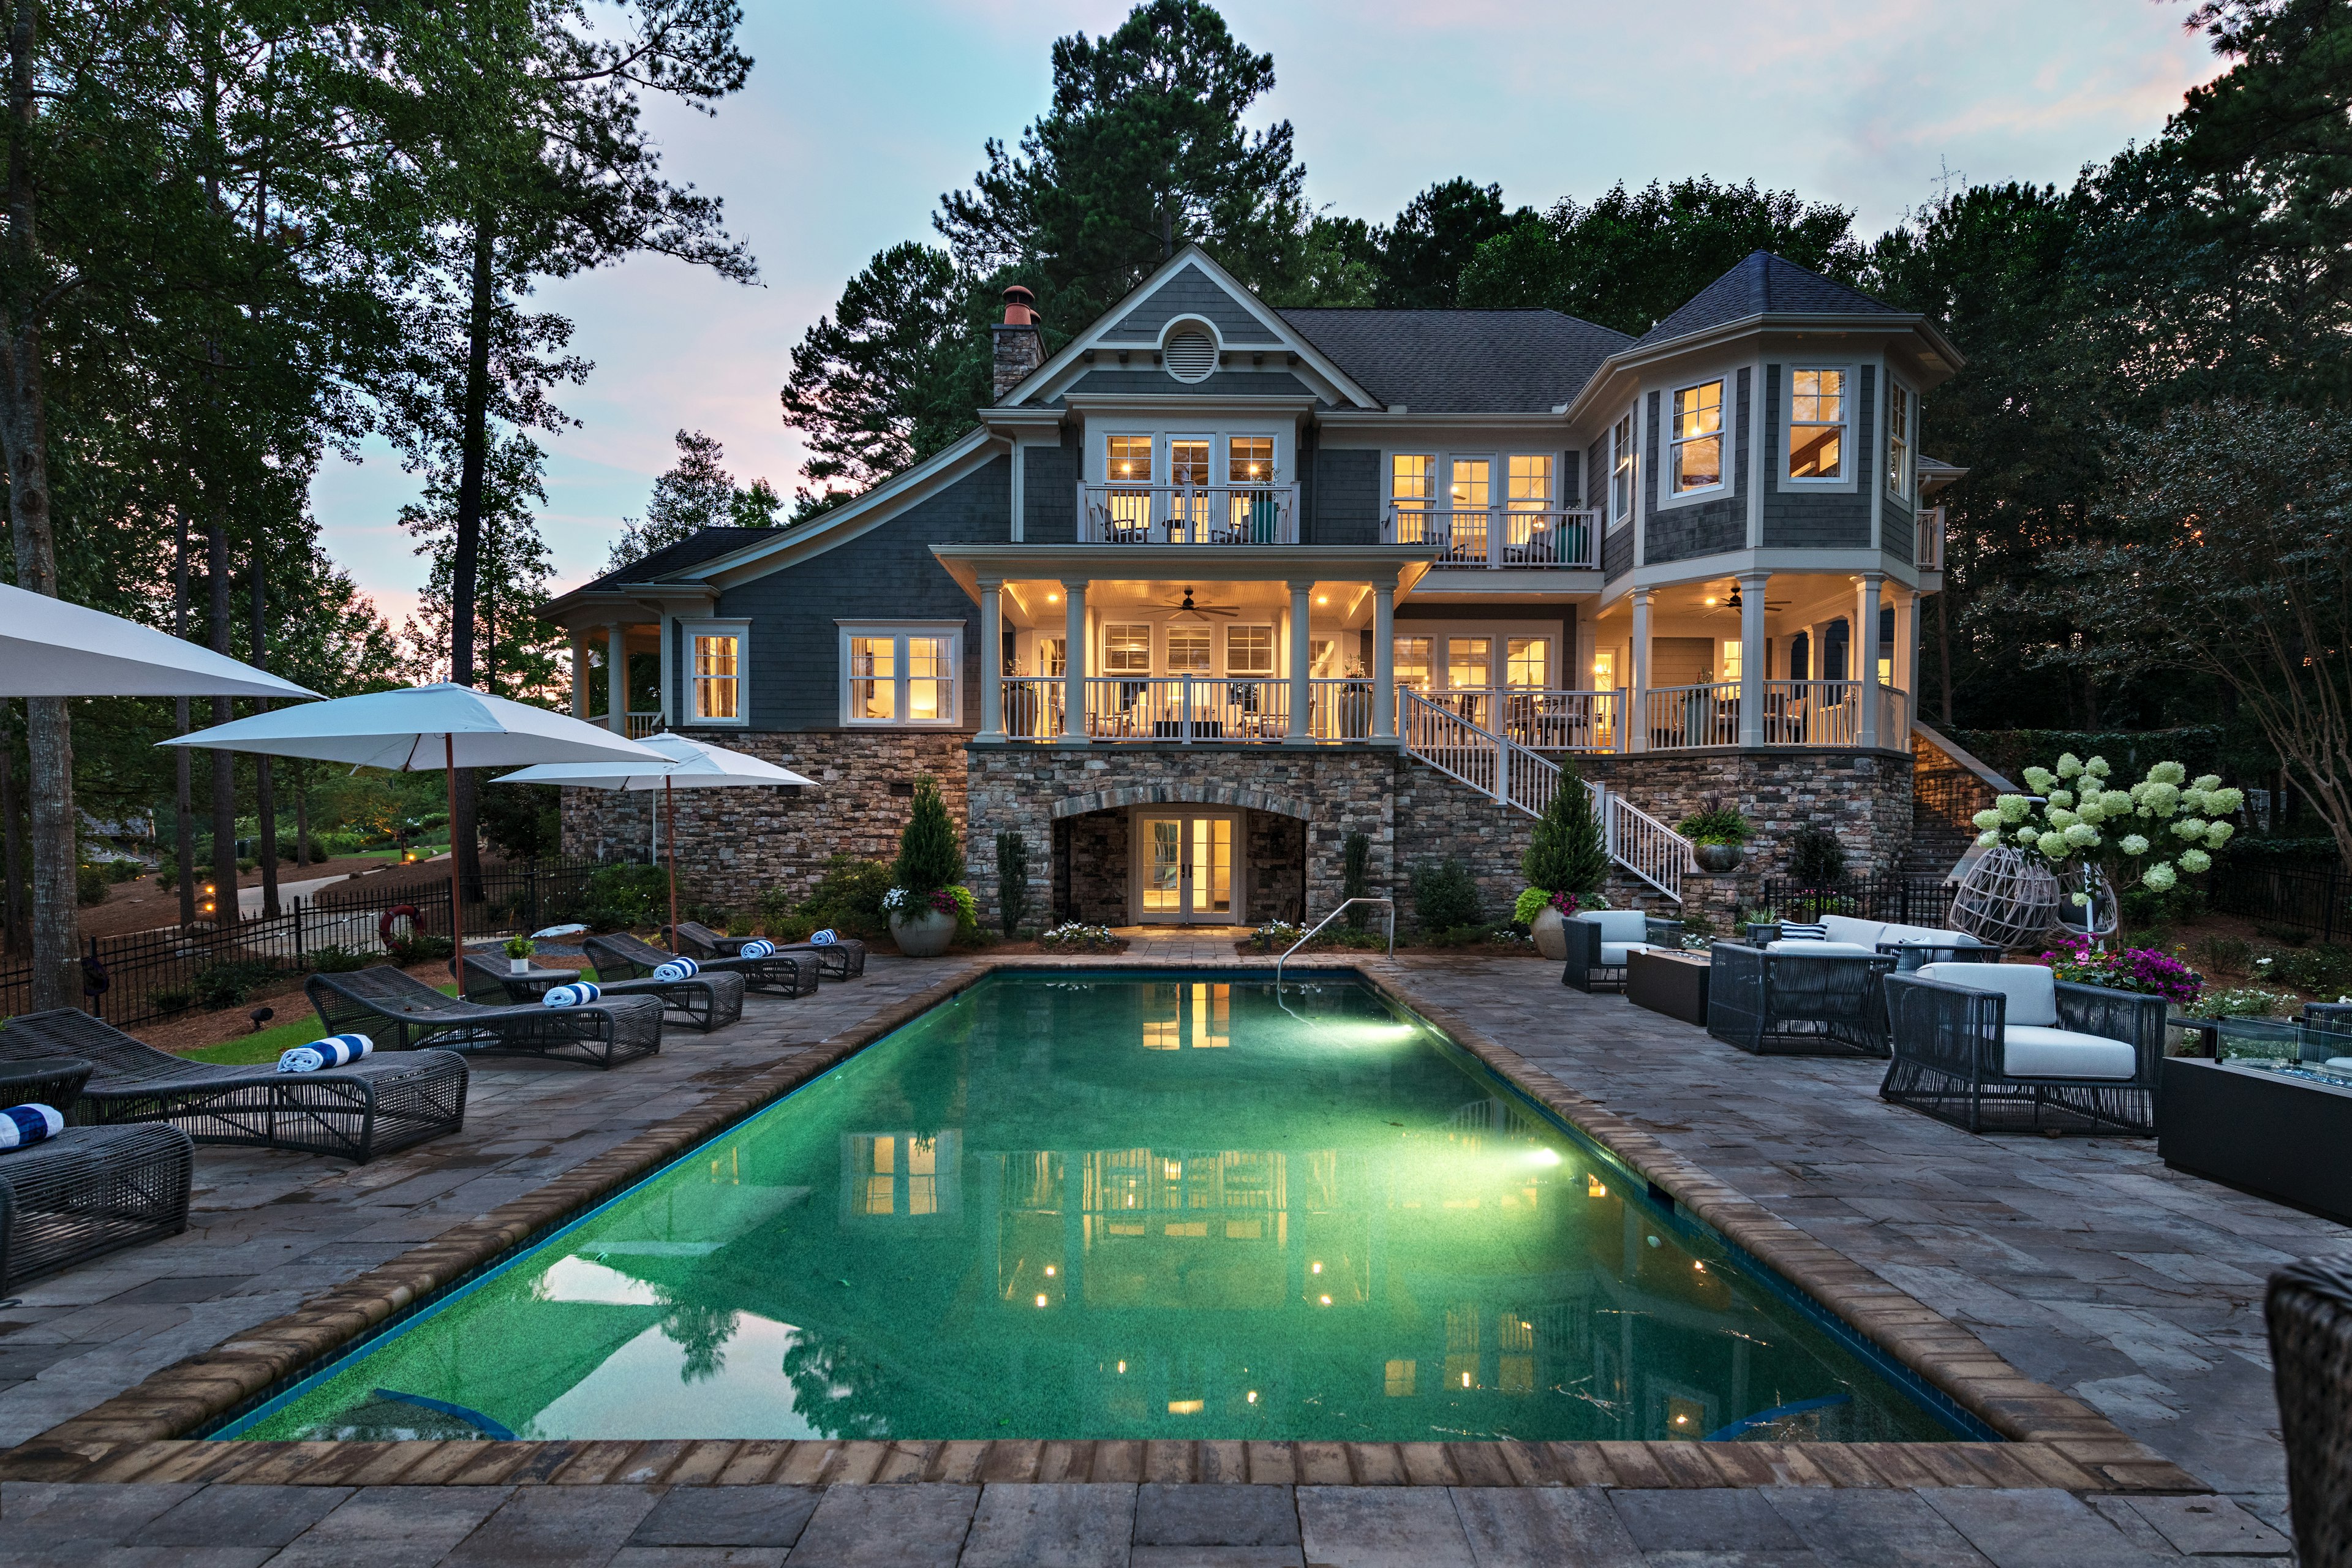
[222,974,1962,1444]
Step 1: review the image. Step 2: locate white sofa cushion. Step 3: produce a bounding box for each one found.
[1766,940,1880,956]
[1875,920,1973,948]
[1575,910,1653,944]
[1819,915,1887,948]
[2002,1025,2137,1080]
[1600,941,1659,966]
[1918,962,2059,1027]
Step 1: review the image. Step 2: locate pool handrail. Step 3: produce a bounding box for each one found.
[1274,897,1395,989]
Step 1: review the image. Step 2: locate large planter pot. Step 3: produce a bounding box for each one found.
[888,908,957,957]
[1532,905,1571,961]
[1692,842,1742,873]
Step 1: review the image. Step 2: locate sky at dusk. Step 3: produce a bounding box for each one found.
[312,0,2224,630]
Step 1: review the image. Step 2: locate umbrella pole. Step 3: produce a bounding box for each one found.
[445,734,462,984]
[665,775,679,946]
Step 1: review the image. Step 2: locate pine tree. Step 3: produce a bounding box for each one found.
[607,430,782,571]
[1523,766,1610,899]
[894,778,963,894]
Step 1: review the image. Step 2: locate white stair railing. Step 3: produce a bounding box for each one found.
[1400,690,1687,902]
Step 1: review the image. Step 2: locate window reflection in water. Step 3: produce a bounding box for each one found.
[1140,982,1230,1050]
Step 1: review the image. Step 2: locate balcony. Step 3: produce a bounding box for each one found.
[1077,484,1299,546]
[1917,505,1945,571]
[1635,680,1909,751]
[1384,507,1599,569]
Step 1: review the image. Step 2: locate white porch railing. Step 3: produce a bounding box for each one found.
[1402,688,1623,752]
[1917,505,1945,571]
[1385,507,1599,568]
[1878,684,1908,747]
[625,711,662,739]
[1640,682,1741,750]
[1078,484,1299,545]
[1759,680,1861,746]
[1605,793,1689,902]
[1082,676,1291,741]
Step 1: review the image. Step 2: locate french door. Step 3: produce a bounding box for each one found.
[1136,811,1238,924]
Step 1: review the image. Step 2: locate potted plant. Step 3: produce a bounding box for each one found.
[502,933,536,974]
[1675,802,1752,873]
[886,777,967,957]
[1517,762,1612,960]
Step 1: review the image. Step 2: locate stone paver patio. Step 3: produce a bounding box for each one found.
[0,943,2334,1562]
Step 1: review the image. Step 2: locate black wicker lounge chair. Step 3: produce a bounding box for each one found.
[589,931,820,998]
[307,966,663,1070]
[669,919,867,981]
[2267,1251,2352,1568]
[0,1123,194,1291]
[1880,964,2167,1134]
[460,952,744,1034]
[1708,941,1900,1057]
[1559,910,1683,993]
[0,1008,468,1163]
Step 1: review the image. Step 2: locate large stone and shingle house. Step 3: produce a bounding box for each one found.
[542,245,1965,928]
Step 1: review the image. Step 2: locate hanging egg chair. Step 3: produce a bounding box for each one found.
[1948,846,2063,950]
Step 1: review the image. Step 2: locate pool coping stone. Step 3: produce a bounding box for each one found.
[0,957,2207,1495]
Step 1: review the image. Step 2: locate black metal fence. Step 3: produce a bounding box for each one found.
[1912,766,1996,832]
[0,858,636,1030]
[1756,875,1958,927]
[2207,859,2349,941]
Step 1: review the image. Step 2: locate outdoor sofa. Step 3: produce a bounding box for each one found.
[1880,962,2168,1134]
[460,952,745,1035]
[1708,941,1900,1057]
[668,919,867,982]
[1560,909,1683,993]
[0,1123,194,1292]
[590,932,821,998]
[0,1008,469,1163]
[309,967,663,1071]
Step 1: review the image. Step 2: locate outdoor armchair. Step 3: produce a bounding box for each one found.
[1708,941,1899,1057]
[1881,962,2167,1134]
[461,952,744,1035]
[2266,1251,2352,1568]
[0,1008,468,1163]
[1560,910,1682,993]
[308,966,662,1071]
[669,919,867,981]
[0,1123,194,1292]
[593,931,820,998]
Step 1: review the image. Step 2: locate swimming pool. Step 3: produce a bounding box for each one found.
[220,972,1967,1445]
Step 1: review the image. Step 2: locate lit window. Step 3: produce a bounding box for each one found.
[1107,435,1153,483]
[1721,641,1743,685]
[1393,636,1433,692]
[1385,1359,1417,1397]
[1166,627,1212,674]
[1609,412,1635,527]
[1506,637,1549,688]
[684,622,748,725]
[1226,625,1273,676]
[1104,624,1152,675]
[1886,382,1913,498]
[1788,369,1846,480]
[1390,454,1435,544]
[840,626,961,726]
[1447,637,1491,691]
[1229,436,1274,484]
[1669,380,1724,494]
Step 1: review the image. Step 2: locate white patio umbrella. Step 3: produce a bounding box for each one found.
[165,684,666,969]
[1,581,318,698]
[494,732,817,942]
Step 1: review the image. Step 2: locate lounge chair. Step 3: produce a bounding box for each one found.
[460,952,744,1035]
[589,931,820,998]
[1559,910,1683,993]
[1708,942,1899,1057]
[1880,962,2167,1134]
[668,919,867,981]
[2265,1252,2352,1568]
[0,1008,469,1163]
[0,1123,195,1291]
[307,966,662,1071]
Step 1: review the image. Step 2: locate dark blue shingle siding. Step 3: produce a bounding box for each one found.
[1099,265,1278,344]
[1311,449,1380,545]
[1760,364,1875,548]
[1645,368,1749,564]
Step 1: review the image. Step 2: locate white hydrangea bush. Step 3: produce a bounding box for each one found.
[1969,751,2242,899]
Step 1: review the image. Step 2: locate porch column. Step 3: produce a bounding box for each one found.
[1855,571,1885,749]
[1372,580,1396,739]
[1286,578,1313,741]
[570,628,590,720]
[1737,571,1770,748]
[1628,588,1653,752]
[656,611,674,726]
[1893,584,1920,740]
[978,577,1005,741]
[1061,580,1088,742]
[605,623,627,736]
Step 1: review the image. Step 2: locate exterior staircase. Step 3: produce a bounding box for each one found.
[1908,722,2019,886]
[1399,690,1690,902]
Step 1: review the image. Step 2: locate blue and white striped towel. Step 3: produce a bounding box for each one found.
[0,1103,62,1149]
[737,940,777,959]
[543,981,602,1008]
[650,958,698,983]
[809,929,838,946]
[277,1034,373,1074]
[1779,922,1830,941]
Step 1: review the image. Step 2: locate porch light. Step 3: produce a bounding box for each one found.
[1316,595,1328,605]
[1046,592,1059,602]
[1703,597,1717,606]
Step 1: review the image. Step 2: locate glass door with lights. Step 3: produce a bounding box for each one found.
[1134,810,1238,923]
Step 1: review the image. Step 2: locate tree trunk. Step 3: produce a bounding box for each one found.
[0,704,20,956]
[208,517,238,928]
[1935,588,1953,727]
[448,211,496,909]
[249,565,279,918]
[174,511,196,928]
[293,761,309,867]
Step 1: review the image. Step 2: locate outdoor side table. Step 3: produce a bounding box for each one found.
[0,1057,94,1113]
[481,965,587,1004]
[1627,949,1710,1027]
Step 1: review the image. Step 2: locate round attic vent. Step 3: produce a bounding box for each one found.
[1163,330,1217,383]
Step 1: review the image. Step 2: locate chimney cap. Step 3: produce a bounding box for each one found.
[1001,284,1038,326]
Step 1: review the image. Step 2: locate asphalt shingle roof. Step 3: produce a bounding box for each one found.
[566,526,778,594]
[1276,308,1631,413]
[1633,251,1908,350]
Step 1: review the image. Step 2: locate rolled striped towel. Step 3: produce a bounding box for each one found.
[277,1034,374,1074]
[737,940,777,959]
[809,929,839,946]
[543,981,602,1008]
[651,958,699,982]
[1779,922,1830,941]
[0,1103,62,1149]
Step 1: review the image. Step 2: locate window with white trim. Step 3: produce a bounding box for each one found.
[685,620,750,725]
[1104,624,1152,675]
[1787,368,1847,481]
[1608,412,1635,529]
[1225,624,1273,676]
[1667,379,1725,496]
[841,625,961,726]
[1885,380,1913,499]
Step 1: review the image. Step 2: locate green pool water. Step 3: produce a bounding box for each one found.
[222,972,1966,1445]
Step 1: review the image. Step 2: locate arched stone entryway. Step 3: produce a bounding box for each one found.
[1051,801,1308,927]
[1047,780,1314,823]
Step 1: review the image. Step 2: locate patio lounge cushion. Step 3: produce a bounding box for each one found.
[1814,915,1973,950]
[2001,1025,2136,1080]
[1600,941,1659,967]
[1575,911,1653,944]
[1918,962,2059,1027]
[1766,940,1879,956]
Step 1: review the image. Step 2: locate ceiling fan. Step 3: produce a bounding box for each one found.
[1700,584,1791,616]
[1161,586,1239,623]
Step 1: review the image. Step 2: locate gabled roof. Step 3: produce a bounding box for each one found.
[565,527,780,595]
[1632,251,1907,350]
[1276,309,1631,413]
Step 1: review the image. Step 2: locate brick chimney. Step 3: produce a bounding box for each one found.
[991,285,1044,401]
